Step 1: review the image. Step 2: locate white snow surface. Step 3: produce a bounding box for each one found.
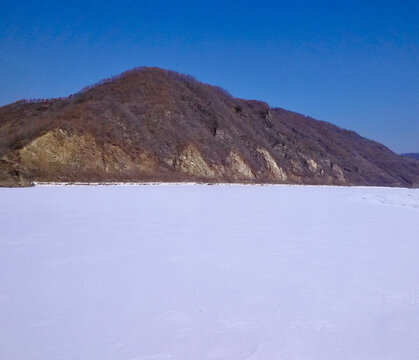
[1,185,419,360]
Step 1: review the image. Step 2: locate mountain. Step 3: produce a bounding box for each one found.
[1,67,418,187]
[401,153,419,160]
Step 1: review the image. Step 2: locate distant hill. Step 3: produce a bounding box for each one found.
[401,153,419,160]
[1,67,419,187]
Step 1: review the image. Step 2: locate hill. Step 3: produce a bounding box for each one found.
[1,67,418,187]
[401,153,419,160]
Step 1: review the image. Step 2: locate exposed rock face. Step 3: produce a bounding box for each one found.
[175,145,217,179]
[257,148,287,181]
[1,66,418,187]
[0,159,33,187]
[228,151,255,180]
[3,128,155,182]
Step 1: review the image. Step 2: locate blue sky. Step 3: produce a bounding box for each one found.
[1,0,418,152]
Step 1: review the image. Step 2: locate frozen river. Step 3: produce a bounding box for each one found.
[1,185,418,360]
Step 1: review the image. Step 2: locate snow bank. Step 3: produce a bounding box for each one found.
[1,185,418,359]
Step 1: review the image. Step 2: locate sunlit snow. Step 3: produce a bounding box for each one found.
[1,185,418,360]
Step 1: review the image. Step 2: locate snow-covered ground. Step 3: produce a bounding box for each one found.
[1,185,418,360]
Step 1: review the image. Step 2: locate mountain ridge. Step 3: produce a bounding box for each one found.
[1,66,418,187]
[401,153,419,161]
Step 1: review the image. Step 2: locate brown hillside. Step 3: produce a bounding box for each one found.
[1,67,418,187]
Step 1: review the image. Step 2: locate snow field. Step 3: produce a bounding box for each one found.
[1,185,418,360]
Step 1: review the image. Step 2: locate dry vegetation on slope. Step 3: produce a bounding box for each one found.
[1,67,418,187]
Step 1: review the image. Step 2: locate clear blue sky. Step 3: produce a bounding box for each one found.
[1,0,418,153]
